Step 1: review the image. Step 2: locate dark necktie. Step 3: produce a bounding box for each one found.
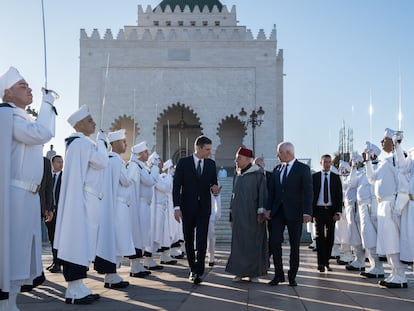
[282,163,289,184]
[197,160,202,177]
[52,173,57,205]
[323,173,329,204]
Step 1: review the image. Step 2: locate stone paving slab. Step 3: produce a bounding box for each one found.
[17,244,414,310]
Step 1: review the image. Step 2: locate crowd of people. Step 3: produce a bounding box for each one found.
[1,66,412,310]
[0,67,224,310]
[227,131,413,290]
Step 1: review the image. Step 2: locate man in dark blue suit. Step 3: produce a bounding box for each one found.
[312,154,342,272]
[266,142,313,286]
[173,136,220,284]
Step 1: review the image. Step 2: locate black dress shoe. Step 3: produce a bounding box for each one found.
[189,273,202,284]
[288,279,298,286]
[160,259,177,265]
[130,271,149,278]
[325,265,332,271]
[193,275,202,284]
[336,259,351,265]
[65,294,99,305]
[268,276,285,286]
[317,265,325,272]
[144,265,164,270]
[360,272,385,278]
[104,281,130,289]
[48,264,62,273]
[208,262,215,267]
[346,264,365,271]
[171,254,184,259]
[379,280,408,288]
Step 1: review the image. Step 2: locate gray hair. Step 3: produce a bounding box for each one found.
[277,141,295,155]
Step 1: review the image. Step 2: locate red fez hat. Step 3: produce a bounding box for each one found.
[236,147,254,158]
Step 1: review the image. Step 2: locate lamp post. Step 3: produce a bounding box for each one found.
[239,106,265,155]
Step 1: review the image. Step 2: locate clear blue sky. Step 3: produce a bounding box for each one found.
[1,0,413,168]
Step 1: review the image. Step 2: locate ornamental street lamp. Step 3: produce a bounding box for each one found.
[239,106,265,155]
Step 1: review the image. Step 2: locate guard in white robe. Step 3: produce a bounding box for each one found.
[366,128,407,288]
[54,105,108,304]
[94,129,137,289]
[128,142,161,275]
[358,144,384,278]
[336,161,355,265]
[153,159,177,265]
[345,153,365,271]
[392,135,414,263]
[207,192,222,266]
[0,67,56,311]
[0,102,12,307]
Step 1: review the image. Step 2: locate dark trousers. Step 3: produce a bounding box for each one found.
[269,208,302,281]
[128,248,143,259]
[94,256,116,274]
[314,208,335,266]
[182,206,210,276]
[62,261,88,282]
[45,210,62,266]
[0,290,8,300]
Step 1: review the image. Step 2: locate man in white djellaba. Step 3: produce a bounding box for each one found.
[153,158,178,265]
[93,129,138,289]
[128,142,162,277]
[391,131,414,266]
[365,128,407,288]
[0,67,56,311]
[357,143,385,279]
[53,105,109,304]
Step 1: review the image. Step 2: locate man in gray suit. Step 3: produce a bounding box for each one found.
[266,142,313,286]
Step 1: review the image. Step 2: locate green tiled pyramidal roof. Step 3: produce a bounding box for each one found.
[156,0,224,12]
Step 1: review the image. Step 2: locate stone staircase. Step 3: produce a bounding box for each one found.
[215,177,233,243]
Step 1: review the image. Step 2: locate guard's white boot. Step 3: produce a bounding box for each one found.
[65,279,91,300]
[363,248,385,277]
[104,273,123,285]
[130,258,147,273]
[7,294,20,311]
[160,251,177,264]
[143,257,163,270]
[331,244,340,258]
[170,247,183,258]
[0,300,8,311]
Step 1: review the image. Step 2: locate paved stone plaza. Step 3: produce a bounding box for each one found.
[17,243,414,310]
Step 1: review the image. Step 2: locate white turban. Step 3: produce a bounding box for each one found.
[67,104,91,127]
[108,129,126,143]
[0,67,24,100]
[163,159,173,171]
[132,141,147,154]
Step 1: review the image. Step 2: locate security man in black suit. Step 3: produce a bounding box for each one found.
[173,136,220,284]
[46,154,63,273]
[312,154,342,272]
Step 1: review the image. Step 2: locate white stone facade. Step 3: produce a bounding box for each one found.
[79,1,283,169]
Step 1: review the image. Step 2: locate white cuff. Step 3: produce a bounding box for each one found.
[174,206,181,211]
[257,207,266,214]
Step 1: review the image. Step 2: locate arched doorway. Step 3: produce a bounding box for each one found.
[215,115,245,174]
[110,115,139,161]
[155,102,202,164]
